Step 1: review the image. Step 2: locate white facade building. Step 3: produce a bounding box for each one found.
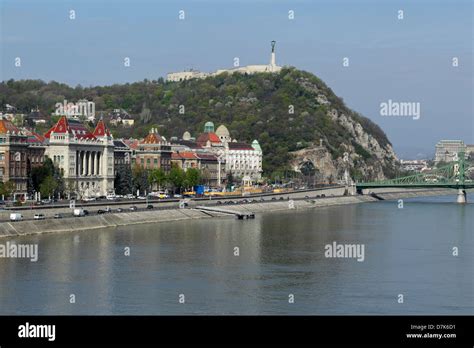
[44,116,114,198]
[167,41,282,82]
[435,140,466,163]
[224,140,263,182]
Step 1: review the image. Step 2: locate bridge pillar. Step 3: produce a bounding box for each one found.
[457,189,467,204]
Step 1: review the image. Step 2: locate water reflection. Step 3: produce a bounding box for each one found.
[0,196,472,315]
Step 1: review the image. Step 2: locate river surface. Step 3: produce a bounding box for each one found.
[0,195,472,315]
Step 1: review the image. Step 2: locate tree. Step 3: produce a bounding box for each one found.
[226,172,234,191]
[66,180,77,198]
[40,176,57,199]
[30,157,54,192]
[184,168,201,189]
[148,168,167,191]
[115,165,133,195]
[167,164,185,193]
[0,180,16,199]
[132,164,149,195]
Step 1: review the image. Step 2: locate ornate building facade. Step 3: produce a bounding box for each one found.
[0,119,30,198]
[44,116,114,198]
[134,128,172,172]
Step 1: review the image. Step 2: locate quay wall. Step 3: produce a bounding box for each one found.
[0,188,462,239]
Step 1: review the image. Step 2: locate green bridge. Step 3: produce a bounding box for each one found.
[356,152,473,203]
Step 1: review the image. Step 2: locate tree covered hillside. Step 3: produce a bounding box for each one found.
[0,68,398,179]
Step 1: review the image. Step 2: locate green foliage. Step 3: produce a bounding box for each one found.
[167,164,185,193]
[132,164,149,194]
[39,176,57,198]
[115,165,133,195]
[0,180,16,199]
[2,69,394,177]
[148,168,167,190]
[30,157,54,191]
[184,168,201,189]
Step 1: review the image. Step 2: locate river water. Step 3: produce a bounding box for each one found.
[0,195,472,315]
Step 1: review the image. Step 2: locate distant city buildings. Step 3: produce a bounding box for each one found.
[167,41,282,82]
[0,99,265,198]
[435,140,472,163]
[399,159,430,173]
[187,122,263,184]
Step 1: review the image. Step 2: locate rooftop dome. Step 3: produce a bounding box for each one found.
[215,125,230,137]
[251,139,262,152]
[182,131,191,140]
[204,121,215,133]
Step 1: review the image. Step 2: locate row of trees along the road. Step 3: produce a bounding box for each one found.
[115,163,205,196]
[1,158,215,203]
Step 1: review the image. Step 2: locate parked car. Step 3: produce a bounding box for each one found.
[105,207,112,213]
[41,199,52,204]
[10,213,23,221]
[34,213,45,220]
[129,206,138,211]
[137,196,146,200]
[97,209,106,214]
[83,210,89,216]
[321,194,326,198]
[216,201,223,205]
[146,204,154,209]
[82,197,96,202]
[74,208,85,217]
[54,213,63,219]
[116,208,123,213]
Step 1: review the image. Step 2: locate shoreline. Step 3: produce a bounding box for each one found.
[0,188,460,239]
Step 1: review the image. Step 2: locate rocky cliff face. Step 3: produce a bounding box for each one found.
[289,72,398,182]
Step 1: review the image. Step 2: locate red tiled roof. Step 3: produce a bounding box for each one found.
[93,119,111,137]
[23,129,45,144]
[44,116,95,140]
[141,132,164,144]
[123,138,139,150]
[196,132,221,145]
[0,119,21,134]
[172,151,197,160]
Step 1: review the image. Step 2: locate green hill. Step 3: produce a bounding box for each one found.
[0,68,399,180]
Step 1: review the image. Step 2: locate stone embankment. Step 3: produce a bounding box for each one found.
[0,188,462,239]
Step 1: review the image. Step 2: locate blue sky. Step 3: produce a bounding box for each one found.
[1,0,472,158]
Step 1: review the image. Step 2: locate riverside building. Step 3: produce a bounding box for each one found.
[43,116,115,198]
